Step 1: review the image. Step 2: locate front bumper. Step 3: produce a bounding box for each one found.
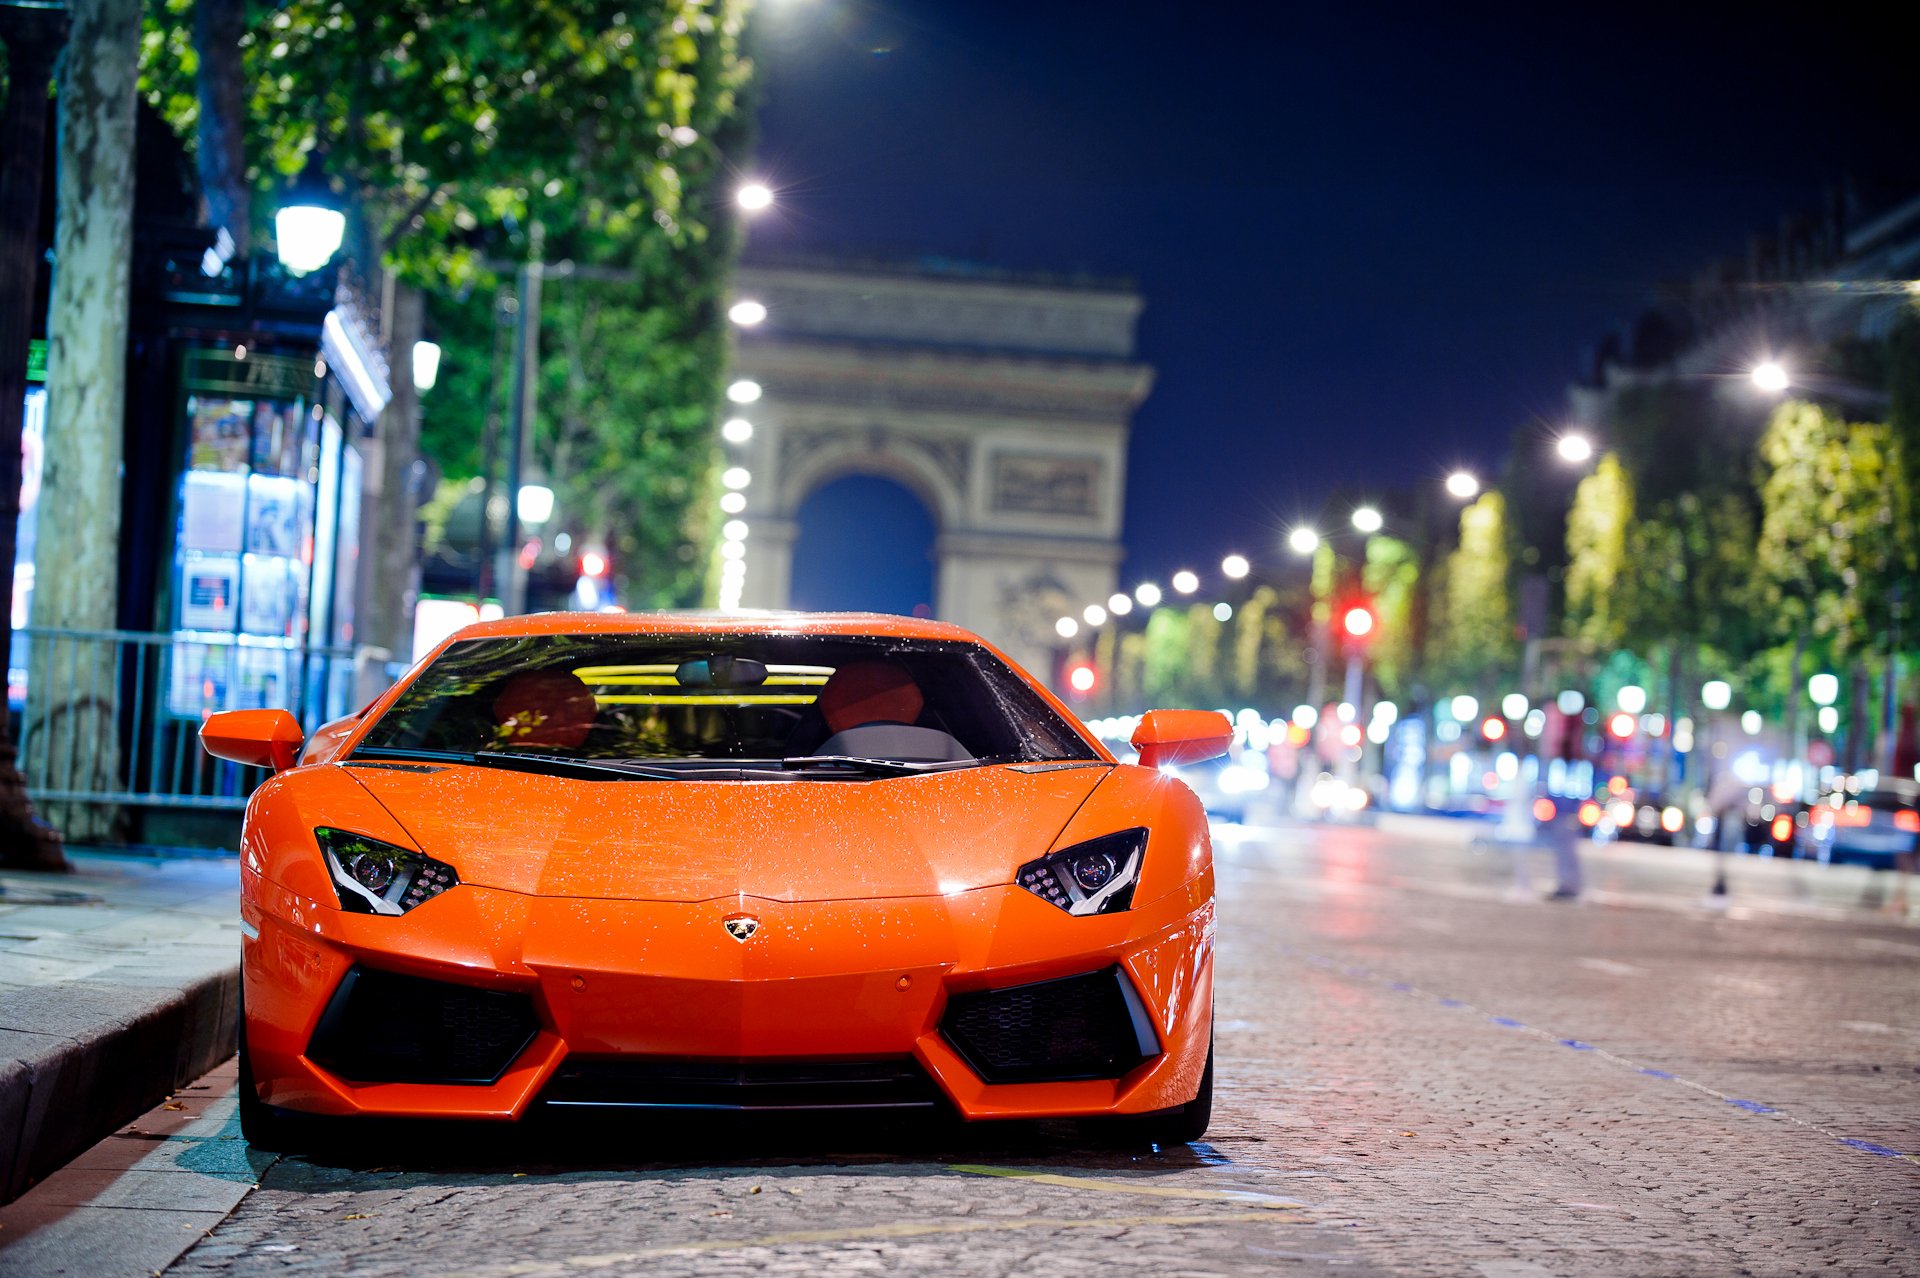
[241,873,1213,1123]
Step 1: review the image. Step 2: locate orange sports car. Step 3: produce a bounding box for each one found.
[201,612,1230,1149]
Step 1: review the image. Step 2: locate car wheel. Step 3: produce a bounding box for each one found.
[1087,1036,1213,1149]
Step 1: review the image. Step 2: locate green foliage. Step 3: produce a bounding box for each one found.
[1433,492,1514,690]
[1755,399,1915,657]
[1564,453,1634,650]
[1362,535,1419,698]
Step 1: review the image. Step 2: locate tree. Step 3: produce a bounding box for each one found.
[1362,535,1419,699]
[1563,453,1633,651]
[27,0,143,842]
[1432,492,1514,691]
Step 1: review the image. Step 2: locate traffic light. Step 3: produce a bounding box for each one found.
[1341,603,1375,639]
[1065,661,1099,697]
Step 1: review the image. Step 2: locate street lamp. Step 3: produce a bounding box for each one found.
[726,379,762,404]
[1751,360,1790,394]
[1350,506,1383,534]
[736,181,774,212]
[1701,680,1732,711]
[1134,582,1162,607]
[728,299,767,327]
[516,484,555,526]
[1171,570,1200,594]
[1808,672,1839,706]
[273,158,346,276]
[1444,470,1479,500]
[1556,432,1594,464]
[721,417,753,444]
[1083,603,1108,626]
[1287,526,1319,555]
[411,340,442,392]
[1221,553,1250,579]
[1107,592,1133,616]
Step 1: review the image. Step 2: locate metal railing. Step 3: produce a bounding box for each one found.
[7,627,368,811]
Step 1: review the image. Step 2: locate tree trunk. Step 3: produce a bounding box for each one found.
[357,280,423,671]
[27,0,142,843]
[191,0,249,255]
[0,3,73,869]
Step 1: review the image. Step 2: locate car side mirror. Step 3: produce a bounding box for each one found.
[1131,709,1234,770]
[201,709,304,773]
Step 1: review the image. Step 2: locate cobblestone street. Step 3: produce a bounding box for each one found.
[145,823,1920,1276]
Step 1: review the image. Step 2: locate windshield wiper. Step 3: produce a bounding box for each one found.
[775,754,975,777]
[470,751,687,781]
[351,746,682,782]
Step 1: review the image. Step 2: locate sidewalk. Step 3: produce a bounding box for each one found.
[0,852,240,1207]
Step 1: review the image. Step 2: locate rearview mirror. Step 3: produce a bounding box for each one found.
[201,709,304,773]
[675,656,769,688]
[1131,709,1233,770]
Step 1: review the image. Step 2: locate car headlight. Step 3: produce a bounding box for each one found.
[1016,828,1147,916]
[315,828,459,915]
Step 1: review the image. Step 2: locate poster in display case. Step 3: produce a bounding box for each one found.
[178,552,240,631]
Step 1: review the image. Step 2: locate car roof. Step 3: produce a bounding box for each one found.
[444,609,988,645]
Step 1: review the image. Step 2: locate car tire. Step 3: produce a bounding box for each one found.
[1088,1035,1214,1149]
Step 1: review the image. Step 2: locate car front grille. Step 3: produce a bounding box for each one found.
[939,965,1160,1083]
[538,1057,943,1112]
[307,966,540,1085]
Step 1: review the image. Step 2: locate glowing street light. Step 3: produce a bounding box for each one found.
[1808,672,1839,706]
[721,466,751,490]
[411,340,442,392]
[721,417,753,444]
[1556,432,1594,464]
[1135,582,1162,607]
[736,181,774,212]
[273,158,347,276]
[1350,506,1383,534]
[1221,553,1250,579]
[1287,526,1320,555]
[516,484,555,526]
[1617,684,1647,714]
[1083,604,1108,626]
[1445,470,1479,500]
[726,379,762,404]
[1107,592,1133,616]
[1751,360,1790,394]
[1171,570,1200,595]
[1700,680,1732,711]
[718,491,747,514]
[1055,616,1079,639]
[728,299,768,327]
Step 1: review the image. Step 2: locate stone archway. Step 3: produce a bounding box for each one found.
[728,258,1153,678]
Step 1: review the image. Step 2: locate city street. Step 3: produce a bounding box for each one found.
[45,821,1913,1278]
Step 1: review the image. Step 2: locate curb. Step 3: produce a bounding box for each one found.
[0,964,239,1204]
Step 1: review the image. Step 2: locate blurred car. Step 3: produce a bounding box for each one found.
[1161,753,1271,823]
[1705,770,1802,857]
[1589,789,1688,846]
[1806,777,1920,869]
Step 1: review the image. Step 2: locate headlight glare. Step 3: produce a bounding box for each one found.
[315,827,459,915]
[1018,828,1146,916]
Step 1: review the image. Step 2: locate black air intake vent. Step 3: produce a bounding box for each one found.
[940,965,1160,1083]
[539,1057,942,1111]
[308,967,539,1085]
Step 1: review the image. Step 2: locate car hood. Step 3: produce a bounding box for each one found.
[341,761,1112,903]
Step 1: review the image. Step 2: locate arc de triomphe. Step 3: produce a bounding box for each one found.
[727,257,1153,678]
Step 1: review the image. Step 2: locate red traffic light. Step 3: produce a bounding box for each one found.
[580,550,609,578]
[1066,662,1098,696]
[1341,604,1375,638]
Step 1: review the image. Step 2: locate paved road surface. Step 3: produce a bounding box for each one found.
[31,822,1920,1276]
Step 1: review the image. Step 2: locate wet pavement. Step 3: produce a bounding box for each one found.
[17,820,1920,1276]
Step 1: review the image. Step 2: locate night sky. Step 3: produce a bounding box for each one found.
[749,1,1916,609]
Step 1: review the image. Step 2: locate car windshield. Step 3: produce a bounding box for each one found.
[353,632,1099,772]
